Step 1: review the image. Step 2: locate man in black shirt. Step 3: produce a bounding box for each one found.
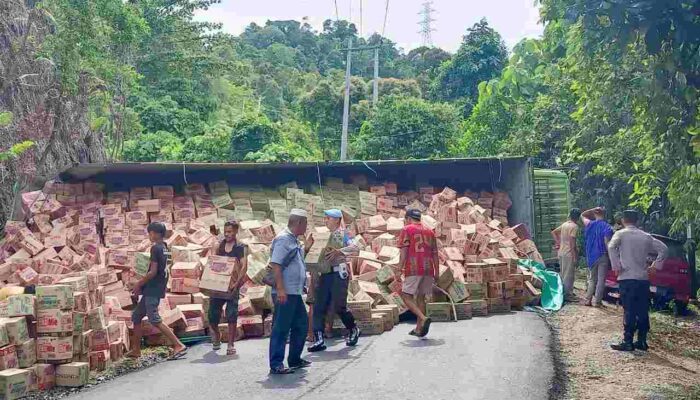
[127,222,187,360]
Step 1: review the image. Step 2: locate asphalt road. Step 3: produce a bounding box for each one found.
[70,312,553,400]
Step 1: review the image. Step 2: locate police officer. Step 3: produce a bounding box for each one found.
[308,209,361,352]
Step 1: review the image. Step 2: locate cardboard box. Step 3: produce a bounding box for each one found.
[88,350,111,371]
[36,285,74,310]
[170,278,200,294]
[371,311,393,331]
[87,307,107,331]
[134,252,150,277]
[166,294,192,309]
[73,292,89,313]
[0,324,8,348]
[346,300,372,322]
[426,303,453,322]
[487,298,511,314]
[136,199,160,213]
[466,300,488,317]
[0,369,29,400]
[376,265,395,284]
[453,302,473,320]
[32,364,55,391]
[199,269,232,293]
[355,315,384,335]
[17,267,38,285]
[206,256,240,276]
[436,265,454,290]
[37,309,73,334]
[0,346,18,370]
[239,316,263,338]
[36,336,73,362]
[15,339,35,368]
[57,276,88,293]
[171,262,201,279]
[55,362,89,387]
[447,281,469,303]
[3,318,28,345]
[246,286,272,310]
[90,329,110,352]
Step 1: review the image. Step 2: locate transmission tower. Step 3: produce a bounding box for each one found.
[418,1,436,46]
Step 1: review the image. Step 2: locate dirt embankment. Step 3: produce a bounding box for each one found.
[553,282,700,400]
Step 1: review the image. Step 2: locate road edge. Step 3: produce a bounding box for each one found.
[542,312,569,400]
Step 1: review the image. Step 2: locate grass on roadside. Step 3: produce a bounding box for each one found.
[648,311,700,361]
[643,384,700,400]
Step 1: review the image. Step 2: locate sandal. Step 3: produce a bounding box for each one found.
[212,341,221,351]
[167,349,188,361]
[226,346,237,356]
[418,318,432,337]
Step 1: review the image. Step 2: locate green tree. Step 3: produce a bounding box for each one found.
[230,115,280,161]
[122,131,183,161]
[354,96,461,160]
[431,19,507,116]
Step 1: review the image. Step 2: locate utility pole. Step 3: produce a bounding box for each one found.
[373,47,379,106]
[340,37,352,161]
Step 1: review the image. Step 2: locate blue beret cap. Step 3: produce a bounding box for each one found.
[324,209,343,218]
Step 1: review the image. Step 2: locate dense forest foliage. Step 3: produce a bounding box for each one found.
[0,0,698,236]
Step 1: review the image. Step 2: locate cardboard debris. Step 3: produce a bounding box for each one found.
[0,177,543,378]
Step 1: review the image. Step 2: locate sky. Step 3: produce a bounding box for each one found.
[195,0,544,53]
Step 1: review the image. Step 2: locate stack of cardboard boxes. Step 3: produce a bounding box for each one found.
[0,175,545,397]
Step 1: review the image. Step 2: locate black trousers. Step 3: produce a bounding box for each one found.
[619,279,650,343]
[312,272,356,332]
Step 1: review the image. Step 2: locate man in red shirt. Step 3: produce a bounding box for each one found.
[398,209,439,337]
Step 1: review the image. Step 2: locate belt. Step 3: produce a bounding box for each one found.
[332,263,348,273]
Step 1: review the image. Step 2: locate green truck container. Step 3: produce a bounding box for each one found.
[533,169,572,261]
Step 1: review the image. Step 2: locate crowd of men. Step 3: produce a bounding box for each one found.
[125,207,439,374]
[553,207,668,352]
[122,198,668,374]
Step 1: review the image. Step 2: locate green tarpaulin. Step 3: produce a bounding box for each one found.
[518,259,564,311]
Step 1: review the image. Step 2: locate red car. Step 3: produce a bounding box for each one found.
[605,234,693,314]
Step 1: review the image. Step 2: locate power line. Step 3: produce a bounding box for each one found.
[418,0,436,47]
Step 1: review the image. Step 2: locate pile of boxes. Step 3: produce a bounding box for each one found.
[0,176,545,397]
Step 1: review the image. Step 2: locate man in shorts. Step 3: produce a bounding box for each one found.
[127,222,187,360]
[398,209,439,337]
[207,220,247,356]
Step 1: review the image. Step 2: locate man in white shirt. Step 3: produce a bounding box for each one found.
[608,210,668,352]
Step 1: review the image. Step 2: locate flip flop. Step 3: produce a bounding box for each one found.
[167,349,188,361]
[226,347,237,356]
[409,329,418,336]
[212,341,221,351]
[419,318,432,337]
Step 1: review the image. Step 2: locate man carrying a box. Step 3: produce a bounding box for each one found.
[307,209,361,353]
[207,220,248,356]
[127,222,187,360]
[268,209,313,375]
[399,209,439,337]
